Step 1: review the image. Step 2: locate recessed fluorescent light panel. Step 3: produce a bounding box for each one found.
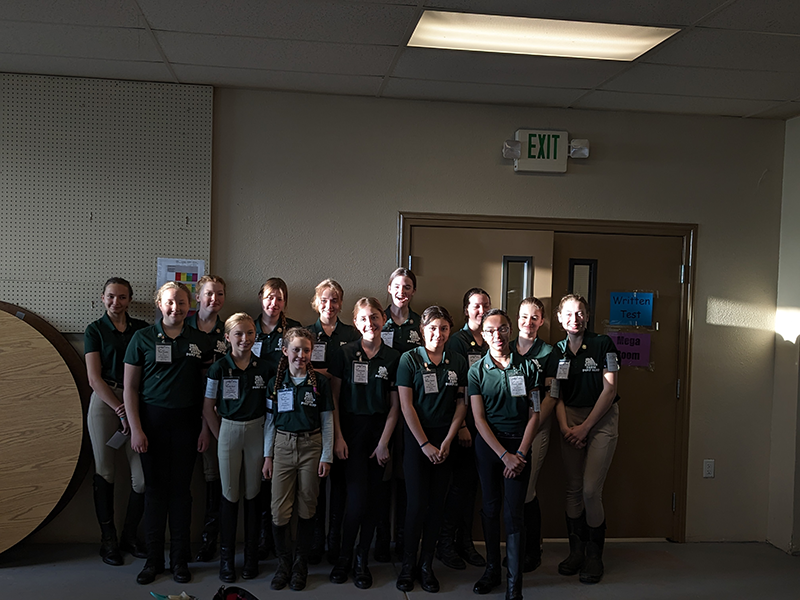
[408,11,679,61]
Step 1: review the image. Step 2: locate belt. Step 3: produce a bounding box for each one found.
[277,429,320,439]
[494,430,524,439]
[104,380,123,390]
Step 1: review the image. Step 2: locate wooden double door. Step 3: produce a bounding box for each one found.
[404,216,692,540]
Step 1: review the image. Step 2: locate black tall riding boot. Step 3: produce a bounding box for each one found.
[394,479,407,559]
[258,480,274,560]
[271,523,292,590]
[195,480,222,562]
[353,546,373,589]
[119,490,147,558]
[396,547,417,592]
[436,517,466,569]
[218,497,239,583]
[580,521,606,584]
[93,474,123,566]
[523,497,541,572]
[558,511,587,576]
[505,532,524,600]
[291,517,314,590]
[374,480,392,563]
[473,513,502,594]
[242,497,260,579]
[418,550,440,593]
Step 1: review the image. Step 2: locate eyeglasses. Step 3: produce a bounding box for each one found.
[482,326,510,336]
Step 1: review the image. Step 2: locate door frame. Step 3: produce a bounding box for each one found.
[398,211,697,542]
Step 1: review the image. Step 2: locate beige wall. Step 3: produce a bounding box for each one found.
[211,88,784,542]
[28,86,786,544]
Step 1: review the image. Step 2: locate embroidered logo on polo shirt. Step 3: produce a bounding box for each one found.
[253,375,266,389]
[583,357,600,372]
[187,344,202,358]
[215,340,227,355]
[340,341,348,346]
[301,391,316,407]
[446,371,459,386]
[376,366,389,379]
[408,330,421,344]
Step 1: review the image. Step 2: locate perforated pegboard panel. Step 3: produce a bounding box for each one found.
[1,74,212,332]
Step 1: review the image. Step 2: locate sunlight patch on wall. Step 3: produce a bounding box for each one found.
[775,307,800,343]
[706,296,776,334]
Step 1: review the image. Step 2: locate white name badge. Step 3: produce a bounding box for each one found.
[205,378,219,398]
[468,353,481,367]
[277,388,294,412]
[508,374,526,397]
[530,389,541,412]
[556,359,570,379]
[422,372,439,395]
[251,341,263,357]
[223,378,239,400]
[381,331,394,348]
[312,343,326,362]
[606,352,620,372]
[550,379,560,399]
[155,344,172,364]
[353,362,369,384]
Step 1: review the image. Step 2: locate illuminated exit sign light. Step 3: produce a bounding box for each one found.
[514,129,568,173]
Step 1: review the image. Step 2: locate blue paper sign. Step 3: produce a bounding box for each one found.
[609,292,653,326]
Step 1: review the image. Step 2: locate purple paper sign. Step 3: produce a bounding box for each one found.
[608,332,651,367]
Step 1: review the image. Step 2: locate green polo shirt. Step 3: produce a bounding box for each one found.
[253,313,302,372]
[206,353,273,421]
[447,324,489,369]
[267,372,334,432]
[330,340,400,416]
[306,318,361,371]
[84,313,148,384]
[468,352,542,434]
[124,321,213,409]
[382,308,423,354]
[186,313,228,362]
[545,331,620,408]
[510,337,553,366]
[397,347,468,429]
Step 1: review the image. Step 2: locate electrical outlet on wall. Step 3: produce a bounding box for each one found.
[703,459,715,478]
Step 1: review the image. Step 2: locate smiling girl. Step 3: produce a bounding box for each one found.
[510,297,553,573]
[123,281,213,585]
[470,309,542,600]
[187,275,228,564]
[545,295,620,585]
[203,313,273,583]
[329,297,401,589]
[85,277,148,566]
[263,327,334,591]
[306,279,360,564]
[396,306,468,593]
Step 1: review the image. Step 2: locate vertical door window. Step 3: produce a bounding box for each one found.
[502,256,533,318]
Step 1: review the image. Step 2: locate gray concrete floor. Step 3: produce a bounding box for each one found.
[2,541,799,600]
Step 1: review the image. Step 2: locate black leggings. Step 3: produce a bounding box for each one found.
[139,403,201,566]
[475,433,531,565]
[403,424,452,558]
[341,414,387,555]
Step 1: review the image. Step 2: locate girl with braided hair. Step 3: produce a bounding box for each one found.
[252,277,301,559]
[262,327,334,591]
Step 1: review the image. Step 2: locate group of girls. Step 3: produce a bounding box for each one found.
[85,268,620,597]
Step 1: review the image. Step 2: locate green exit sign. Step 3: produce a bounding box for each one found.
[514,129,568,173]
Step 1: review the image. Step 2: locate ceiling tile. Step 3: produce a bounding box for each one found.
[701,0,800,35]
[645,28,800,72]
[393,47,626,89]
[0,21,160,62]
[572,89,776,118]
[138,0,416,45]
[156,31,396,75]
[0,53,174,82]
[603,63,800,102]
[2,0,140,28]
[382,77,585,106]
[418,0,727,26]
[173,63,383,95]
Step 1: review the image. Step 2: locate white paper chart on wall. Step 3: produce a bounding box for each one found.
[1,74,212,332]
